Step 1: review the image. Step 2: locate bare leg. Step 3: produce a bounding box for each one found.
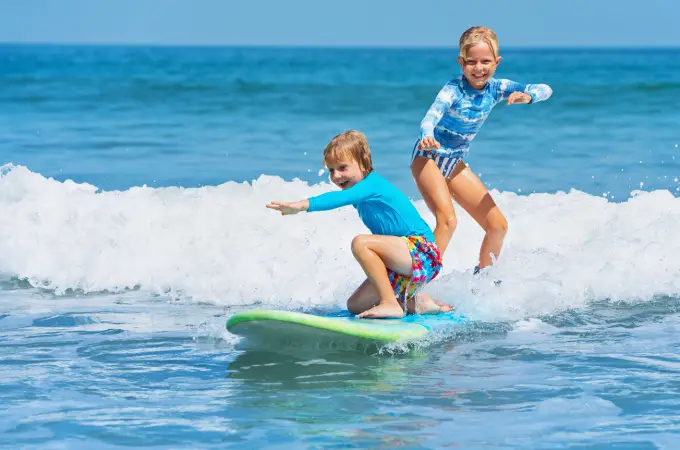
[350,235,412,319]
[447,162,508,270]
[411,156,457,255]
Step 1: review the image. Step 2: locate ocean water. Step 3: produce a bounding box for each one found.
[1,44,680,448]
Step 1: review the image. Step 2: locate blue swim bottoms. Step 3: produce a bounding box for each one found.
[411,145,466,179]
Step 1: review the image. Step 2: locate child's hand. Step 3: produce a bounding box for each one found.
[266,200,309,215]
[507,92,532,105]
[417,137,441,150]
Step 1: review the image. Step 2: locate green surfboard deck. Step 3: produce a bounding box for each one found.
[227,309,429,343]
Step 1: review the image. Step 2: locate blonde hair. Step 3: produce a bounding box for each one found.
[459,26,499,60]
[322,130,374,175]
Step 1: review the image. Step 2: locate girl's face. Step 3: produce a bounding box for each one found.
[326,157,365,190]
[458,42,501,90]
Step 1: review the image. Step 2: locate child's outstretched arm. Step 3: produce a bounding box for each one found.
[418,82,458,150]
[267,179,374,215]
[496,79,553,105]
[266,199,309,215]
[307,182,372,212]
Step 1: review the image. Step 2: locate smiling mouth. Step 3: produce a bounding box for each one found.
[338,180,350,188]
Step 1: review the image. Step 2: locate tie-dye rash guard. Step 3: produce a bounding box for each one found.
[416,75,552,160]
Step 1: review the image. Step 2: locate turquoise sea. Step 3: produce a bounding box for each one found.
[1,44,680,448]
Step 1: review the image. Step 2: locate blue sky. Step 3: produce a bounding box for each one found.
[1,0,678,47]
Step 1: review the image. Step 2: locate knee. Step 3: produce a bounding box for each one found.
[487,212,508,234]
[435,211,458,233]
[346,296,361,314]
[350,235,370,257]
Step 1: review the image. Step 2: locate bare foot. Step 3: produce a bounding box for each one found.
[407,293,454,315]
[356,301,405,319]
[433,298,455,312]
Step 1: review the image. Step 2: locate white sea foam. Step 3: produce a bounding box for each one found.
[1,164,679,322]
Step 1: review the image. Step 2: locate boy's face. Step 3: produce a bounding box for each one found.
[326,157,365,190]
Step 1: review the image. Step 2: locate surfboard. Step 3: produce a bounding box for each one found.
[226,309,465,351]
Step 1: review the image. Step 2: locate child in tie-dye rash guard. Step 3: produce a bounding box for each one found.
[411,26,552,273]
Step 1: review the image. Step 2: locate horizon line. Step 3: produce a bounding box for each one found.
[1,41,679,51]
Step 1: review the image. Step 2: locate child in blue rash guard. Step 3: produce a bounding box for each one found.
[267,130,453,319]
[411,26,552,273]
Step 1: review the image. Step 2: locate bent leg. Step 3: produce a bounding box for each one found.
[447,163,508,270]
[350,234,412,319]
[411,156,457,254]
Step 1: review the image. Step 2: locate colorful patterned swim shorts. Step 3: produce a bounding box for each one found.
[387,236,442,306]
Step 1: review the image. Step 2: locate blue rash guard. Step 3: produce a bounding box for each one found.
[412,75,552,177]
[307,172,434,243]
